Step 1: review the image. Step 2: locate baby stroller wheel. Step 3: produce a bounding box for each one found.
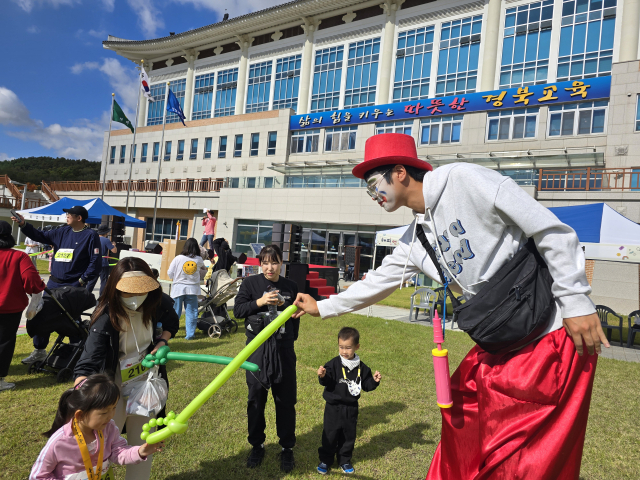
[229,319,238,333]
[208,324,222,339]
[56,367,73,383]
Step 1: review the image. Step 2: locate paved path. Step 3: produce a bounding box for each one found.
[351,304,640,363]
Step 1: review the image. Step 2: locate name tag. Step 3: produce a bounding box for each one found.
[120,351,148,387]
[54,248,74,263]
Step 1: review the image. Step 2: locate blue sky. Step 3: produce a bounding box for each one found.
[0,0,286,162]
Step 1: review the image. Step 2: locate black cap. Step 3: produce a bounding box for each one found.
[62,206,89,222]
[97,224,111,235]
[0,220,11,236]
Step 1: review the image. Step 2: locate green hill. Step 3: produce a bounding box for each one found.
[0,157,101,186]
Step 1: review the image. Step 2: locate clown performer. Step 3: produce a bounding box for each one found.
[294,133,608,480]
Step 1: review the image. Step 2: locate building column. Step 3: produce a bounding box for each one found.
[480,0,502,92]
[298,17,321,114]
[183,49,199,121]
[235,35,253,115]
[620,0,640,61]
[378,1,404,105]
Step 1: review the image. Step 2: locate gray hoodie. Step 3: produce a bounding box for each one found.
[318,163,595,336]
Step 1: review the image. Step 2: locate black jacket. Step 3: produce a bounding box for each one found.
[319,356,379,406]
[233,273,299,346]
[74,293,179,380]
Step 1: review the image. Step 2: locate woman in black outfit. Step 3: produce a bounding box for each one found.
[233,245,299,473]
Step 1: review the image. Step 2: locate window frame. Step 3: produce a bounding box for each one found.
[419,115,464,145]
[177,140,185,161]
[250,133,260,156]
[344,37,381,109]
[152,142,160,162]
[218,136,227,158]
[375,120,413,135]
[393,25,435,102]
[267,131,277,156]
[192,72,215,120]
[164,141,172,161]
[273,54,302,112]
[246,60,273,113]
[547,101,608,137]
[204,137,212,159]
[234,135,243,158]
[110,146,116,164]
[290,129,320,154]
[486,108,539,141]
[141,143,148,163]
[324,126,357,152]
[310,46,344,113]
[119,145,126,164]
[190,139,198,160]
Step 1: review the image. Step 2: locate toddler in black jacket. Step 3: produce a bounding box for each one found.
[317,327,381,475]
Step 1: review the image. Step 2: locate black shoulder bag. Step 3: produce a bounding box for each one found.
[417,226,556,355]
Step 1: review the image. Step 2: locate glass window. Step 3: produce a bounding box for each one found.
[246,177,256,188]
[344,38,380,108]
[285,174,366,188]
[141,143,148,163]
[264,177,274,188]
[228,177,240,188]
[215,68,238,117]
[177,140,185,160]
[145,218,189,242]
[557,0,616,82]
[376,120,413,134]
[119,145,126,164]
[192,73,215,120]
[165,79,187,124]
[486,108,538,140]
[436,15,483,96]
[246,61,273,113]
[636,95,640,131]
[218,136,227,158]
[499,169,539,186]
[164,141,171,161]
[394,26,435,102]
[548,101,608,136]
[267,131,277,155]
[235,220,274,253]
[311,46,344,113]
[420,115,463,144]
[290,129,320,153]
[110,146,116,164]
[273,54,302,112]
[201,137,211,159]
[250,133,259,156]
[147,83,166,126]
[325,126,357,151]
[190,139,198,159]
[500,1,553,87]
[234,135,243,157]
[132,144,136,163]
[152,142,159,162]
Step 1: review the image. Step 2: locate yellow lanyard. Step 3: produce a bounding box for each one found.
[342,366,360,381]
[72,418,104,480]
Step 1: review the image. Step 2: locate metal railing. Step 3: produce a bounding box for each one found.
[41,181,60,202]
[47,178,225,194]
[538,168,640,192]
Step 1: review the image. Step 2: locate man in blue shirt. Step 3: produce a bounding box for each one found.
[12,205,101,364]
[86,224,117,296]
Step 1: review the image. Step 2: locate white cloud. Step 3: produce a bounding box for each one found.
[26,25,40,33]
[170,0,290,19]
[11,0,80,13]
[70,58,139,113]
[127,0,164,38]
[0,153,15,161]
[88,29,107,38]
[101,0,114,12]
[0,87,106,161]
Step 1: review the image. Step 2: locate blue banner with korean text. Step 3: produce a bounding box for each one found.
[290,76,611,130]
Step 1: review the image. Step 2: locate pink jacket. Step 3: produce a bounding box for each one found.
[202,211,217,235]
[30,420,145,479]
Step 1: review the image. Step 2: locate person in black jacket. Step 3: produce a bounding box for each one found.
[233,244,299,473]
[317,327,381,476]
[73,257,179,480]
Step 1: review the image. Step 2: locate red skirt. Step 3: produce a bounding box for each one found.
[426,328,597,480]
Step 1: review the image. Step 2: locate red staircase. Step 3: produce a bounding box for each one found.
[306,271,337,300]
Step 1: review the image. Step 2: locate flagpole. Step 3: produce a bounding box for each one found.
[125,62,143,215]
[151,81,170,241]
[101,93,115,200]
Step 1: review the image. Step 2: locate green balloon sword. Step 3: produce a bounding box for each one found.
[140,305,298,444]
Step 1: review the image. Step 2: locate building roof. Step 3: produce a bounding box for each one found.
[102,0,377,61]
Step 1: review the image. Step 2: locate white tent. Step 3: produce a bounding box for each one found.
[372,224,410,269]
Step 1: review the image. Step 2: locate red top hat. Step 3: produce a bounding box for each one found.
[352,133,433,179]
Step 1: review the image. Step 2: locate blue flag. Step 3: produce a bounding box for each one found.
[166,88,186,126]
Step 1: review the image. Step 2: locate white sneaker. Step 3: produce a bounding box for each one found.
[0,378,15,392]
[21,349,47,364]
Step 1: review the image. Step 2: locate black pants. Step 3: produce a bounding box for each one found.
[246,346,297,448]
[0,312,22,377]
[318,403,359,466]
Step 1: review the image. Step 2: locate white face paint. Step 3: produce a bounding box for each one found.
[375,175,401,212]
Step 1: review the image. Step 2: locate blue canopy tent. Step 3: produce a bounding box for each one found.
[18,197,146,228]
[549,203,640,263]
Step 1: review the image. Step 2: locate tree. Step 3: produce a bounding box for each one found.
[0,157,101,186]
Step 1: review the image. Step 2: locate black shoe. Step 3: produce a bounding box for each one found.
[279,448,295,473]
[246,445,265,468]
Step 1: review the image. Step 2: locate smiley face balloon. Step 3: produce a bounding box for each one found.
[183,260,198,275]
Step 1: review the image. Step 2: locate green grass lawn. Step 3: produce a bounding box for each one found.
[2,315,640,479]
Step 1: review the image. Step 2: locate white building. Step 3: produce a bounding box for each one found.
[45,0,640,312]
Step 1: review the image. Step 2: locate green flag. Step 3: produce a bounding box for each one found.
[112,99,134,133]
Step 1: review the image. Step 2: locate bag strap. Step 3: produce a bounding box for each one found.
[416,225,461,309]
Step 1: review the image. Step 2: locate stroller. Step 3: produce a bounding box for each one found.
[27,286,97,383]
[196,269,241,339]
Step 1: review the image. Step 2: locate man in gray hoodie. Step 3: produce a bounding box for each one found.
[294,133,608,479]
